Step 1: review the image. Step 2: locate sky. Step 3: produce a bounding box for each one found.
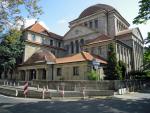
[24,0,150,39]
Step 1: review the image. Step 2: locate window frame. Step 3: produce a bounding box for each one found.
[31,34,36,41]
[57,68,62,76]
[50,39,53,46]
[73,66,79,76]
[94,19,98,28]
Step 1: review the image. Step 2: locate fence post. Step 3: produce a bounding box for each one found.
[82,87,85,99]
[57,85,59,92]
[74,84,77,91]
[17,82,20,86]
[37,84,39,90]
[46,85,49,91]
[42,86,46,99]
[3,81,6,86]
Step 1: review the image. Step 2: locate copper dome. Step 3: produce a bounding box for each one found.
[79,4,114,19]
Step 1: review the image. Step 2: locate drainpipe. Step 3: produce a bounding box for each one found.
[52,64,54,80]
[106,11,109,36]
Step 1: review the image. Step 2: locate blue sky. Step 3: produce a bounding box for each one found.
[25,0,150,39]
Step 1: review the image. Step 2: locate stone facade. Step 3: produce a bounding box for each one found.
[0,4,144,81]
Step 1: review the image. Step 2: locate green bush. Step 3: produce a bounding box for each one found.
[87,70,98,80]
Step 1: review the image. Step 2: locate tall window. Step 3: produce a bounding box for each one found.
[50,40,53,46]
[42,69,46,80]
[32,34,36,41]
[89,21,93,28]
[42,37,45,44]
[94,19,98,28]
[57,68,62,76]
[75,40,79,53]
[58,42,61,48]
[91,47,95,54]
[73,66,79,76]
[98,46,102,55]
[80,39,84,46]
[70,41,74,54]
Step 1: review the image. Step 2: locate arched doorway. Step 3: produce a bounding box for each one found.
[42,69,46,80]
[20,70,25,81]
[29,69,36,81]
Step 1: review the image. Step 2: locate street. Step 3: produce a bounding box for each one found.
[0,89,150,113]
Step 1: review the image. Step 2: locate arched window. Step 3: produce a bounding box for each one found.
[75,40,79,53]
[70,41,74,54]
[80,39,84,46]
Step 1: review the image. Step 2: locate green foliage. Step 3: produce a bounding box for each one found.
[0,29,24,78]
[107,43,122,80]
[128,70,147,79]
[0,0,42,32]
[143,46,150,70]
[87,70,98,80]
[133,0,150,24]
[118,60,127,80]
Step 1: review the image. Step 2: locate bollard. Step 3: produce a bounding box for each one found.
[46,85,49,91]
[42,86,46,99]
[37,84,39,90]
[14,82,16,87]
[16,89,18,97]
[74,85,77,91]
[17,82,20,86]
[6,81,8,86]
[118,89,121,95]
[4,81,6,86]
[57,85,59,92]
[59,86,64,99]
[82,87,85,99]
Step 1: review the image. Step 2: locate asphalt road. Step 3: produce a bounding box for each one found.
[0,90,150,113]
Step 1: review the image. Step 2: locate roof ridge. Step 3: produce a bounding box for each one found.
[81,51,90,61]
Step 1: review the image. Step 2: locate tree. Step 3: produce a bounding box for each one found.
[133,0,150,71]
[107,43,122,80]
[0,29,24,79]
[0,0,42,32]
[118,60,127,80]
[133,0,150,24]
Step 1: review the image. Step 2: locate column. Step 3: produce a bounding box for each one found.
[25,70,29,81]
[36,69,39,80]
[18,71,21,80]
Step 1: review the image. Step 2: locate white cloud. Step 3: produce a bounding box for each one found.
[57,19,68,25]
[24,18,50,30]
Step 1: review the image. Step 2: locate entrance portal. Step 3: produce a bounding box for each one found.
[29,69,36,81]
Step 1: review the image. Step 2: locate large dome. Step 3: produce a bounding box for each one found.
[79,4,114,19]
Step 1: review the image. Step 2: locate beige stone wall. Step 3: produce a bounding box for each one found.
[53,62,89,80]
[23,43,41,62]
[83,40,113,59]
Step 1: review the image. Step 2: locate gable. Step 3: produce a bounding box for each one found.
[64,25,96,40]
[132,28,144,43]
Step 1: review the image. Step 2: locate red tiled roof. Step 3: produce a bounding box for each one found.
[22,50,107,65]
[24,49,56,65]
[25,22,63,40]
[56,51,107,64]
[85,34,112,45]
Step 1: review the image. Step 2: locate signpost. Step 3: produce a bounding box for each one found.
[92,59,100,69]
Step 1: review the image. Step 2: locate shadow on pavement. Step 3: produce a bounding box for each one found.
[0,97,150,113]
